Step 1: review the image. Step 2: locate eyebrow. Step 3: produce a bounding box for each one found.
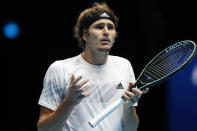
[94,22,114,27]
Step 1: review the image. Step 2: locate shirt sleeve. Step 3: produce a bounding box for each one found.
[38,61,70,110]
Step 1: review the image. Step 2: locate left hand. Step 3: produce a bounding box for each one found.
[122,82,149,106]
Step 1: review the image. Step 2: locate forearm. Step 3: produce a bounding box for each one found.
[122,102,139,131]
[37,98,75,131]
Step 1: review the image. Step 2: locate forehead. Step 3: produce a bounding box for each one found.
[91,19,114,26]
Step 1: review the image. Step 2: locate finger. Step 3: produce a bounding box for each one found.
[122,93,131,101]
[132,88,142,95]
[79,85,90,92]
[125,90,135,97]
[129,82,134,87]
[131,88,142,100]
[129,89,140,102]
[124,91,135,100]
[76,79,89,88]
[83,91,91,97]
[142,88,149,94]
[70,74,75,85]
[128,82,134,91]
[80,91,91,98]
[72,75,83,86]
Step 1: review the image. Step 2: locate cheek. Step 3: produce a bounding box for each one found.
[91,34,99,40]
[111,33,116,43]
[112,38,115,44]
[88,32,100,42]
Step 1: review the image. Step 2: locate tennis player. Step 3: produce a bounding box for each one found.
[37,2,148,131]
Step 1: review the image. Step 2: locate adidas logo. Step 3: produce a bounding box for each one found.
[100,12,110,17]
[116,82,124,89]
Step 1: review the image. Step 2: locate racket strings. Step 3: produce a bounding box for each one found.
[152,44,193,65]
[140,44,195,83]
[151,48,192,75]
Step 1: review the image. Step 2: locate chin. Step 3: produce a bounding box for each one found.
[99,44,113,51]
[97,47,111,52]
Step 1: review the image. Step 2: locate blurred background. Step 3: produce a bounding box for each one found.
[1,0,197,130]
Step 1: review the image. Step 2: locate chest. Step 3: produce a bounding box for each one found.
[73,66,130,103]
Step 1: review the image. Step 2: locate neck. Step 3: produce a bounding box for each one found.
[81,50,109,65]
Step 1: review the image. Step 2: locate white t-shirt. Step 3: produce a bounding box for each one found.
[38,54,136,131]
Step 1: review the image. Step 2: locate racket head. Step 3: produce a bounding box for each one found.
[136,40,197,90]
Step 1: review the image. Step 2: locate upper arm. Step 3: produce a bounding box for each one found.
[39,106,54,118]
[37,106,54,125]
[38,61,69,111]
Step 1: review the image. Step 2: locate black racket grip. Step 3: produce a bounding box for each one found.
[129,82,139,92]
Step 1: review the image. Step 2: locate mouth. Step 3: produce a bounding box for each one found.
[100,38,111,45]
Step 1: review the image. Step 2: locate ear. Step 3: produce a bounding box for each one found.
[83,30,88,42]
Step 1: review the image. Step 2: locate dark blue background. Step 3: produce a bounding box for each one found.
[167,56,197,131]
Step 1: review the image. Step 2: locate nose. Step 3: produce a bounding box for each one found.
[103,26,109,37]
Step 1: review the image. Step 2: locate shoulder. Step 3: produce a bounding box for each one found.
[43,56,80,80]
[108,55,133,71]
[108,55,131,65]
[49,55,80,70]
[44,55,81,82]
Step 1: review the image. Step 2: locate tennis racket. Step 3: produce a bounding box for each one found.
[88,40,197,128]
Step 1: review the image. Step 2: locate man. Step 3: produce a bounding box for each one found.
[37,2,148,131]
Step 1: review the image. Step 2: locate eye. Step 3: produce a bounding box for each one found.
[107,24,115,30]
[94,24,104,29]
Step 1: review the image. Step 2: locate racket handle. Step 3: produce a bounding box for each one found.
[88,98,125,128]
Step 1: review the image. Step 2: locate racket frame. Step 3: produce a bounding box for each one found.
[138,40,197,90]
